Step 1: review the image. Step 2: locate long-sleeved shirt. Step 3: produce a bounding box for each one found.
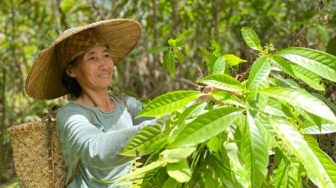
[56,94,155,187]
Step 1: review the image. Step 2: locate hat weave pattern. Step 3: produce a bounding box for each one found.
[25,19,141,99]
[56,28,106,70]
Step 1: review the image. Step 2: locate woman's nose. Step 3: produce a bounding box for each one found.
[99,58,113,69]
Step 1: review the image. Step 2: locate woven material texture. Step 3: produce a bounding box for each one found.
[25,19,141,100]
[8,114,67,187]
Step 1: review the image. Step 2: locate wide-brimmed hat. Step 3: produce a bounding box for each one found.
[25,19,141,99]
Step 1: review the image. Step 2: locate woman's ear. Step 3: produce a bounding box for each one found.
[66,66,76,78]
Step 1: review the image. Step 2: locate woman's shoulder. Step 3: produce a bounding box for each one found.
[56,101,92,119]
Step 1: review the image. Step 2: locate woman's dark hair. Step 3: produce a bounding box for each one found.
[61,59,82,98]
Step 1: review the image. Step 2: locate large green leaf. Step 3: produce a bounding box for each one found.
[270,118,335,188]
[304,135,336,186]
[246,92,268,112]
[212,91,246,108]
[274,158,301,188]
[275,47,336,82]
[241,27,262,51]
[256,87,336,124]
[213,55,226,74]
[113,160,167,183]
[207,152,244,188]
[176,102,208,128]
[162,177,180,188]
[302,120,336,134]
[311,93,336,113]
[121,125,165,156]
[163,49,175,76]
[160,147,196,163]
[263,98,292,118]
[241,111,269,187]
[137,90,201,117]
[272,56,324,91]
[247,56,271,90]
[168,107,244,148]
[224,54,247,66]
[197,74,245,92]
[255,117,277,152]
[167,159,192,183]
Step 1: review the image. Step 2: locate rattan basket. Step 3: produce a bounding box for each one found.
[7,105,67,188]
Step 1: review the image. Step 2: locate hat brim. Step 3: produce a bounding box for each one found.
[25,19,141,99]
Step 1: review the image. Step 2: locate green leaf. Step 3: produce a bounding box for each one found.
[160,147,196,163]
[275,47,336,82]
[137,90,201,117]
[206,133,225,152]
[175,33,185,47]
[274,158,301,188]
[248,56,271,90]
[302,119,336,134]
[176,102,208,128]
[224,54,247,66]
[272,74,301,89]
[241,111,269,187]
[270,118,335,188]
[197,74,245,93]
[263,98,292,118]
[167,159,191,183]
[256,117,277,151]
[305,135,336,186]
[162,177,180,188]
[212,56,226,74]
[207,153,244,188]
[311,93,336,113]
[168,107,244,148]
[173,48,186,62]
[121,125,165,156]
[112,160,167,183]
[147,46,169,54]
[168,34,185,47]
[241,27,262,51]
[163,50,175,76]
[272,56,324,91]
[256,87,336,124]
[212,91,246,108]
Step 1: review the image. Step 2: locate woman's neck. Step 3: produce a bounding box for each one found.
[76,90,115,112]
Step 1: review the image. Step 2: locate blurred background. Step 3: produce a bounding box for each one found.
[0,0,335,186]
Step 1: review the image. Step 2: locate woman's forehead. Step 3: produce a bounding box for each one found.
[84,45,109,55]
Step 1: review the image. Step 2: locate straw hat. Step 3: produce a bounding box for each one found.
[25,19,141,99]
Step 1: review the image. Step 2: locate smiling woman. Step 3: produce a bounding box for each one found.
[24,19,161,188]
[64,45,115,112]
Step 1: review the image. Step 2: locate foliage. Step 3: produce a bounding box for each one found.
[1,0,335,184]
[114,27,336,187]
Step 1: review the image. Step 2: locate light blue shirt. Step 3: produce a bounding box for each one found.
[56,94,155,187]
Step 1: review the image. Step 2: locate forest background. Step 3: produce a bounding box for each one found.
[0,0,335,186]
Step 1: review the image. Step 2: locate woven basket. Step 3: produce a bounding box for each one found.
[7,105,67,188]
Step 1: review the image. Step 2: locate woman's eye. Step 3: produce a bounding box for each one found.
[88,56,96,61]
[104,54,110,58]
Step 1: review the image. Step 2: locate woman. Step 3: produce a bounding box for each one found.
[25,19,157,187]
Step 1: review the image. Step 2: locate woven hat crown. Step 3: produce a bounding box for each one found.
[25,19,141,99]
[56,28,107,69]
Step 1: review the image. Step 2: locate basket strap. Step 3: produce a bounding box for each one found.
[116,95,130,114]
[64,160,81,187]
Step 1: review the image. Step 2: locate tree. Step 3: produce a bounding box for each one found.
[115,27,336,187]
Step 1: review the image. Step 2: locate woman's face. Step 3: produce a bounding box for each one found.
[66,45,114,92]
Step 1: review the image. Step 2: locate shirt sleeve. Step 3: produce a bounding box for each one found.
[120,94,154,125]
[56,105,157,169]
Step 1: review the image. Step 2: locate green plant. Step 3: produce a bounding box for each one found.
[114,27,336,187]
